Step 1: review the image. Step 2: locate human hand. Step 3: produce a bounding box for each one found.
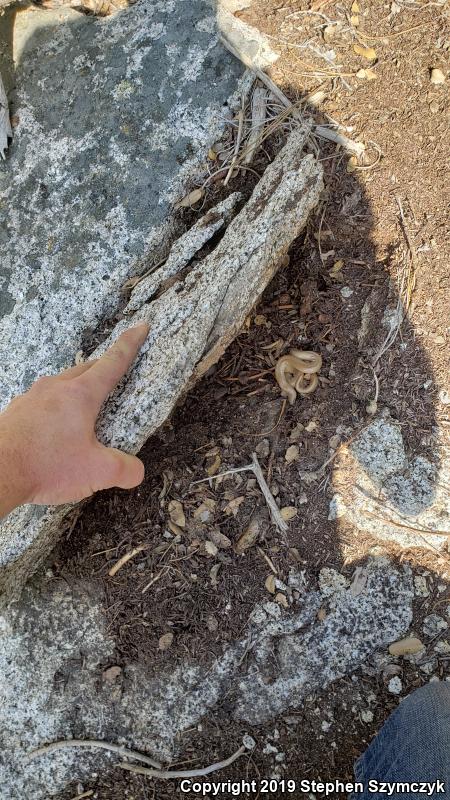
[0,323,149,517]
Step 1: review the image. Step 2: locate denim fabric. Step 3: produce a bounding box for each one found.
[351,683,450,799]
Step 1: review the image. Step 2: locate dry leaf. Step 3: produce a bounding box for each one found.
[265,574,276,594]
[330,259,344,275]
[317,607,327,621]
[285,445,300,464]
[351,0,360,10]
[353,44,377,61]
[158,632,174,651]
[289,422,304,442]
[280,506,298,521]
[305,420,318,432]
[350,14,359,26]
[254,314,267,326]
[275,592,289,608]
[208,147,217,161]
[204,540,219,557]
[168,520,184,536]
[168,499,185,528]
[389,637,423,657]
[210,563,221,587]
[175,187,204,209]
[206,453,221,476]
[356,68,376,80]
[347,155,358,173]
[193,498,216,523]
[235,514,261,554]
[209,529,232,549]
[224,496,245,516]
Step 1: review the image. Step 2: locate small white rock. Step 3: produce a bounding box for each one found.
[361,709,374,723]
[430,67,446,84]
[414,575,429,597]
[340,286,354,299]
[388,676,402,695]
[328,494,347,520]
[423,614,448,637]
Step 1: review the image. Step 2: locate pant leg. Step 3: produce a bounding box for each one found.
[351,683,450,799]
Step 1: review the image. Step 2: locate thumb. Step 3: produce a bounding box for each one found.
[97,446,145,490]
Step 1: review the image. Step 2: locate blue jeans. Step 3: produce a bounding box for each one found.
[352,683,450,799]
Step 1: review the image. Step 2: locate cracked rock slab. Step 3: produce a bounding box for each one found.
[0,125,323,602]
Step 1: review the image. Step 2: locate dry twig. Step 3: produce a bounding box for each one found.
[108,545,148,577]
[25,739,162,769]
[118,744,247,779]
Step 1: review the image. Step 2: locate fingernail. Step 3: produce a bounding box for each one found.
[133,322,150,337]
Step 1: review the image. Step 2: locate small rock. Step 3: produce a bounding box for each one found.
[361,709,374,723]
[298,492,308,505]
[102,665,122,684]
[389,636,424,657]
[255,439,270,458]
[204,540,219,557]
[285,445,300,463]
[340,286,353,299]
[434,640,450,655]
[430,67,446,84]
[329,434,340,450]
[429,99,439,113]
[328,494,347,521]
[387,676,402,695]
[275,592,289,608]
[414,575,429,597]
[206,615,218,632]
[434,335,446,345]
[423,614,448,637]
[158,632,174,651]
[438,389,450,405]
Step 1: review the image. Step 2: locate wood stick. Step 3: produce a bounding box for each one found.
[25,739,162,769]
[117,744,246,779]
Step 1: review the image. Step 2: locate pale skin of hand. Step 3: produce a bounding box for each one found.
[0,323,150,519]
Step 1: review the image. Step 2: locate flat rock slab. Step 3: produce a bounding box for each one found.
[0,127,324,601]
[0,0,242,408]
[0,557,412,798]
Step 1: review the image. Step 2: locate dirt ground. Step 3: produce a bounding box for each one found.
[53,1,449,797]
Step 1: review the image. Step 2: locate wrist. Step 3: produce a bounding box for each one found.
[0,410,35,517]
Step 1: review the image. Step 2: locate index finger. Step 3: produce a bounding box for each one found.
[76,322,149,410]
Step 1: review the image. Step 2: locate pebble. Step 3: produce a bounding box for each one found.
[328,494,347,521]
[387,676,402,695]
[429,99,439,113]
[340,286,354,299]
[361,709,374,723]
[423,614,448,637]
[430,67,446,84]
[255,438,270,458]
[438,389,450,405]
[434,335,446,344]
[414,575,429,597]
